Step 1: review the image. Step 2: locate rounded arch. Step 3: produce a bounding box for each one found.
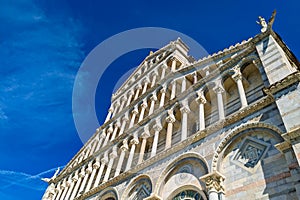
[211,122,284,172]
[236,54,260,70]
[96,187,119,200]
[121,174,153,200]
[167,184,208,200]
[154,152,209,195]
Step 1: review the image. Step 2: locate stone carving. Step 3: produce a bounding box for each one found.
[200,171,225,193]
[257,10,276,32]
[41,167,60,183]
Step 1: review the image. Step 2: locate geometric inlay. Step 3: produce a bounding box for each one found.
[172,190,204,200]
[232,136,270,169]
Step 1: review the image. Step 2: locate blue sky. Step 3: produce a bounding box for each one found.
[0,0,299,199]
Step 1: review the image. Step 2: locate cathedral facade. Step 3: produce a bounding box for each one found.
[43,17,300,200]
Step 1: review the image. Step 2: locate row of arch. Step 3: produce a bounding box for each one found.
[87,122,290,200]
[72,53,265,170]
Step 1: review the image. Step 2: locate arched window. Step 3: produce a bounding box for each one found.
[172,190,205,200]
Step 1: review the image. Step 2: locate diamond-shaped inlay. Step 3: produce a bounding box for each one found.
[233,136,270,170]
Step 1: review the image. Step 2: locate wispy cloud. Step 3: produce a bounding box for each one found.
[0,165,65,191]
[0,0,84,199]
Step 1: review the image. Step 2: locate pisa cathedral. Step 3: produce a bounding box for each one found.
[43,15,300,200]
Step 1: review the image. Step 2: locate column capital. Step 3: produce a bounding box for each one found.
[180,105,191,114]
[101,152,109,164]
[160,87,166,93]
[214,85,225,94]
[200,171,225,193]
[166,109,176,123]
[79,169,85,178]
[121,96,127,102]
[131,137,139,145]
[109,149,118,159]
[166,115,176,123]
[141,128,151,139]
[107,126,113,133]
[232,71,243,82]
[128,90,135,96]
[150,94,158,101]
[121,139,129,151]
[141,101,148,109]
[114,121,121,127]
[196,95,207,104]
[114,101,120,107]
[135,84,142,90]
[72,174,79,182]
[99,131,106,139]
[132,108,139,115]
[93,161,100,169]
[122,114,129,122]
[153,123,162,131]
[151,70,159,76]
[143,78,150,84]
[86,164,93,174]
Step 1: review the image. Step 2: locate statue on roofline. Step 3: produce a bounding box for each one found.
[257,10,276,32]
[41,167,60,183]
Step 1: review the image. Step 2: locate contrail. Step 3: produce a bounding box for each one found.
[0,165,65,190]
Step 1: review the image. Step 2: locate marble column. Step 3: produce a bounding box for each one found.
[196,95,207,131]
[126,90,135,106]
[125,137,139,171]
[103,126,113,147]
[142,79,149,94]
[232,72,248,108]
[93,152,109,188]
[170,80,177,100]
[151,123,162,157]
[165,110,176,150]
[60,178,70,200]
[151,72,158,87]
[118,114,129,136]
[138,128,151,164]
[70,168,84,199]
[171,58,177,71]
[84,147,91,160]
[159,87,166,108]
[193,72,198,84]
[134,85,142,100]
[84,158,100,193]
[214,86,225,120]
[65,174,77,200]
[103,147,118,182]
[90,139,99,156]
[110,121,120,141]
[114,139,129,177]
[54,182,64,200]
[119,96,127,112]
[129,107,139,128]
[181,77,187,92]
[138,101,148,122]
[161,64,168,80]
[200,171,225,200]
[180,104,190,141]
[112,102,120,117]
[78,163,92,196]
[96,130,106,150]
[104,107,114,123]
[149,93,157,115]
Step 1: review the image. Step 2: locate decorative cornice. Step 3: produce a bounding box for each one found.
[263,71,300,95]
